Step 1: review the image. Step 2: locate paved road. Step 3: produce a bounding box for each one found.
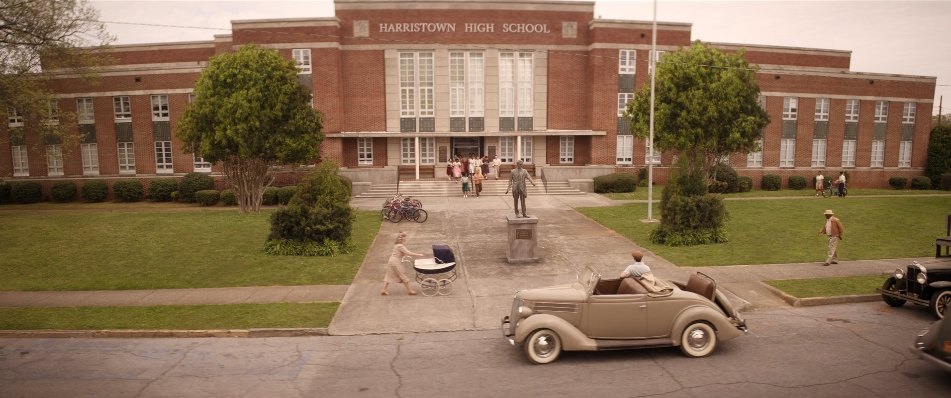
[2,302,949,398]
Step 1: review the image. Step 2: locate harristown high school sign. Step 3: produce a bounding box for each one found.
[378,22,552,34]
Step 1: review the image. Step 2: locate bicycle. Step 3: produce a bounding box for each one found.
[381,194,423,221]
[383,198,428,223]
[822,183,848,198]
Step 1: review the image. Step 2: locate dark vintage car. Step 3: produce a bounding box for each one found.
[879,260,951,319]
[912,313,951,372]
[501,267,747,364]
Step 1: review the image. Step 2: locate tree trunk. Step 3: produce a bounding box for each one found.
[222,156,274,213]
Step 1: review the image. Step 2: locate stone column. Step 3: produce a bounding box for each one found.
[506,215,539,263]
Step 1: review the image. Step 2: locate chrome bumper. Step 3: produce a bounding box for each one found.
[501,316,515,345]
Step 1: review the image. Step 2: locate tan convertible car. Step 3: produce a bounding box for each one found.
[501,267,748,364]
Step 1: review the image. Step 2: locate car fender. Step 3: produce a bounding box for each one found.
[514,314,597,351]
[928,281,951,289]
[670,305,742,344]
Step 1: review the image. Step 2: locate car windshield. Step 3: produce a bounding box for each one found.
[577,266,599,292]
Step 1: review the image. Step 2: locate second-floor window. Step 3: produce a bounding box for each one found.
[619,49,636,74]
[151,95,169,121]
[874,100,888,123]
[8,108,23,127]
[845,99,859,122]
[292,49,311,74]
[814,98,829,121]
[77,98,95,124]
[114,96,131,120]
[783,97,798,120]
[902,102,916,124]
[399,52,434,118]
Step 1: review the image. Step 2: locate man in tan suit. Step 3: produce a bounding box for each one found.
[818,209,844,266]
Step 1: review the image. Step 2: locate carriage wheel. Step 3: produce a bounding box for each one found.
[437,279,453,296]
[420,278,439,296]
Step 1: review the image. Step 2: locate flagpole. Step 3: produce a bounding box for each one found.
[645,0,658,223]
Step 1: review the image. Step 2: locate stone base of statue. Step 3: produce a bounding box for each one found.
[506,215,539,264]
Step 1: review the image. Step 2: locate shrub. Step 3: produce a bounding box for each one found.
[277,185,297,205]
[195,189,220,206]
[178,172,215,202]
[925,125,951,188]
[940,173,951,191]
[637,168,649,187]
[262,187,280,205]
[911,176,931,190]
[737,176,753,193]
[650,183,728,246]
[50,181,77,202]
[761,174,781,191]
[220,189,237,206]
[112,180,144,202]
[147,178,179,201]
[707,180,727,193]
[81,180,109,202]
[263,238,355,257]
[710,163,740,193]
[0,180,12,204]
[593,173,637,193]
[788,176,808,190]
[888,176,908,190]
[11,181,43,204]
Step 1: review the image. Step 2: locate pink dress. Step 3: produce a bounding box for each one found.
[384,244,413,283]
[452,162,462,178]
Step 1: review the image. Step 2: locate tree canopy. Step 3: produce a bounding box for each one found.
[626,42,769,181]
[177,44,323,213]
[925,124,951,188]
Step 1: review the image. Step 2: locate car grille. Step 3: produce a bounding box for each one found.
[907,266,925,296]
[533,302,578,314]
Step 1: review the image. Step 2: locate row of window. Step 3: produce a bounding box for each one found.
[8,95,173,127]
[770,137,913,168]
[782,97,916,124]
[10,142,211,177]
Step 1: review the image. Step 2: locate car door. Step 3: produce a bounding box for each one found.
[584,293,648,338]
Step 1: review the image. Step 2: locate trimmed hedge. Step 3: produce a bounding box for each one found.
[940,173,951,191]
[148,178,179,201]
[761,174,781,191]
[195,189,220,206]
[262,187,280,205]
[710,163,740,193]
[220,189,237,206]
[81,180,109,202]
[179,172,215,202]
[594,172,637,193]
[738,176,753,193]
[0,180,12,203]
[50,181,77,203]
[278,186,297,205]
[911,176,931,190]
[11,181,42,204]
[112,180,144,202]
[788,176,808,190]
[888,176,908,190]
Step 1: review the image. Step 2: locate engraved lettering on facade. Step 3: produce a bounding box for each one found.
[465,23,495,33]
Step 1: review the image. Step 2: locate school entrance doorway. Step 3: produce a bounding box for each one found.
[451,137,483,159]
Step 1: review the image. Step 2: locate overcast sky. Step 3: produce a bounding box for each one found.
[89,0,951,115]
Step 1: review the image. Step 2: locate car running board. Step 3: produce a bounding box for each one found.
[594,338,672,350]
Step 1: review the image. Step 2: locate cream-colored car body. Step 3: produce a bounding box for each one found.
[501,267,747,363]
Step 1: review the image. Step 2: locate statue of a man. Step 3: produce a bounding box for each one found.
[505,160,536,218]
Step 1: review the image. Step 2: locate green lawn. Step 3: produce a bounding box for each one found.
[603,186,950,201]
[577,196,951,266]
[764,275,887,299]
[0,303,338,330]
[0,206,381,291]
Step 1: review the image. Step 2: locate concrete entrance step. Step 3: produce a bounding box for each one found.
[354,180,584,198]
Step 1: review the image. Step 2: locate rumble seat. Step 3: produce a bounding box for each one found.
[618,277,649,295]
[685,273,716,301]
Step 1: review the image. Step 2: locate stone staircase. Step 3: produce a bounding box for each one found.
[354,179,584,198]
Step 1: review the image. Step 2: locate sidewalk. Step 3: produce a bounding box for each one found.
[0,192,926,336]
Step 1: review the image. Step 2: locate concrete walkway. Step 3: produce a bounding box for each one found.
[0,192,941,336]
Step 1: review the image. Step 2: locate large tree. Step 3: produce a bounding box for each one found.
[925,125,951,189]
[1,0,112,137]
[177,45,323,213]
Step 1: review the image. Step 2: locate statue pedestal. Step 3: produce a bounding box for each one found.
[506,215,539,263]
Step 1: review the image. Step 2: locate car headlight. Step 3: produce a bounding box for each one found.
[894,269,905,280]
[517,306,533,318]
[916,272,927,285]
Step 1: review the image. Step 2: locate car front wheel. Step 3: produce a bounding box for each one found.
[680,321,717,358]
[929,289,951,319]
[881,277,906,307]
[524,329,562,364]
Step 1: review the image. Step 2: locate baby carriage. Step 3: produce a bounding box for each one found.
[411,244,458,296]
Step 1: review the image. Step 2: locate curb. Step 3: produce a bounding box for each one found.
[760,282,880,307]
[0,328,328,339]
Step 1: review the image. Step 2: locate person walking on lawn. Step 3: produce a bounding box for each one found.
[818,209,844,266]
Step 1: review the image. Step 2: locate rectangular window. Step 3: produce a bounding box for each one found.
[747,139,763,167]
[11,145,29,176]
[871,139,885,167]
[648,50,666,75]
[449,53,465,118]
[399,53,416,118]
[400,138,416,165]
[499,136,514,163]
[46,144,64,176]
[118,142,135,173]
[616,135,633,164]
[783,97,798,120]
[81,143,99,175]
[814,98,830,121]
[903,102,916,124]
[468,53,484,117]
[811,138,827,168]
[520,136,533,163]
[77,98,95,124]
[399,52,434,119]
[845,99,859,122]
[517,53,533,118]
[114,96,131,120]
[645,140,661,165]
[874,100,888,123]
[357,137,373,165]
[154,141,173,173]
[419,137,435,164]
[418,53,434,117]
[46,99,59,125]
[559,136,574,163]
[151,95,169,121]
[619,49,636,74]
[499,53,515,117]
[841,140,856,167]
[292,49,311,74]
[780,138,796,167]
[193,154,211,172]
[617,93,635,116]
[8,108,23,127]
[898,140,912,168]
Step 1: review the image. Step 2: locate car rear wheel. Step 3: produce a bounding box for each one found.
[680,321,717,358]
[525,329,562,364]
[929,289,951,319]
[881,277,906,307]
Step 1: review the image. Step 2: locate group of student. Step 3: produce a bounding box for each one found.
[446,154,502,198]
[814,171,847,197]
